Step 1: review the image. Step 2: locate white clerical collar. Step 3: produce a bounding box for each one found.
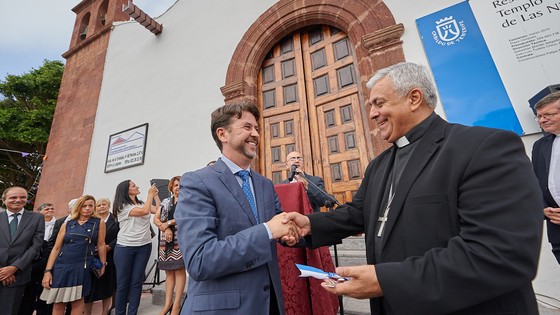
[395,136,410,148]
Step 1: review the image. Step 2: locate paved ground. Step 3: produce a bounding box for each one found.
[88,289,560,314]
[340,296,560,315]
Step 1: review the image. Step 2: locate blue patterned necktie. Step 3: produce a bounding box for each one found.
[236,170,259,223]
[10,213,20,241]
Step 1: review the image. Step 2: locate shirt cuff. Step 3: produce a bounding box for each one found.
[263,222,273,240]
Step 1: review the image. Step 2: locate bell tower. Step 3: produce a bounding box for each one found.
[35,0,130,215]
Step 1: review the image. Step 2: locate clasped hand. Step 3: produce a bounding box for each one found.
[277,213,384,299]
[266,212,312,246]
[0,266,17,285]
[267,213,301,246]
[544,207,560,225]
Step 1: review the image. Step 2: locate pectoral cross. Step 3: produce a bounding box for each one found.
[377,184,394,238]
[377,206,390,237]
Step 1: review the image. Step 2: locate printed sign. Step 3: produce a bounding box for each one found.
[469,0,560,134]
[104,123,148,173]
[417,1,523,135]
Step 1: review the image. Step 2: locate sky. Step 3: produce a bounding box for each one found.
[0,0,177,79]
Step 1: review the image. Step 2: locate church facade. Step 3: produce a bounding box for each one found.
[35,0,560,304]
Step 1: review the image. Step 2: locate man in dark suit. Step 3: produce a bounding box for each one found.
[283,151,331,212]
[285,62,543,314]
[531,91,560,265]
[0,186,44,315]
[175,103,298,314]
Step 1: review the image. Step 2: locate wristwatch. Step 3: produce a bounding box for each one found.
[44,269,52,273]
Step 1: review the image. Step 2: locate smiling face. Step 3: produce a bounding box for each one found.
[218,111,259,168]
[2,187,27,213]
[367,77,417,143]
[536,100,560,135]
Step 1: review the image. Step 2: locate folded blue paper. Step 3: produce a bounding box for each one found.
[295,264,348,281]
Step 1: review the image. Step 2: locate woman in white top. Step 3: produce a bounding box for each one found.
[112,180,158,315]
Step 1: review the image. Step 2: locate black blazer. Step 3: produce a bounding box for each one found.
[531,132,560,244]
[307,116,542,315]
[104,214,119,262]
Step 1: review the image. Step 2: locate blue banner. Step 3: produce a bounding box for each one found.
[416,1,522,135]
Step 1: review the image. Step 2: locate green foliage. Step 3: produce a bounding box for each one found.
[0,59,64,201]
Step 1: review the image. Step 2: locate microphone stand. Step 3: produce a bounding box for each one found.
[299,174,344,315]
[299,172,341,207]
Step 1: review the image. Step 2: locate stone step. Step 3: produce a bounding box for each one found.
[333,235,366,251]
[328,235,367,267]
[331,252,367,267]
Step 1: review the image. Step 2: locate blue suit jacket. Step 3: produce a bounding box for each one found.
[175,159,285,314]
[531,132,560,244]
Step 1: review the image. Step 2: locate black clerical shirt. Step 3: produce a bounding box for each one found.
[374,113,437,261]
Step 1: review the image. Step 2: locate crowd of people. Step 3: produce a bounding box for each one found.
[0,176,186,315]
[2,62,559,315]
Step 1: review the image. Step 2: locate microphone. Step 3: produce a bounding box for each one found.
[324,195,338,209]
[288,164,298,182]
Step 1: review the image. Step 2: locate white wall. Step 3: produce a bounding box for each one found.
[84,0,276,199]
[83,0,559,305]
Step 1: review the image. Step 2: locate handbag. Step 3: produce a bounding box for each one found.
[91,257,104,278]
[87,221,104,278]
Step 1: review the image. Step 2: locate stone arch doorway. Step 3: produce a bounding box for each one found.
[222,0,406,204]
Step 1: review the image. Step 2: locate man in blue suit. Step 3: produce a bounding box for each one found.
[532,91,560,265]
[175,103,298,314]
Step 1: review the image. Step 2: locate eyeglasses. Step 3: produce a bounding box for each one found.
[288,157,303,161]
[535,112,560,121]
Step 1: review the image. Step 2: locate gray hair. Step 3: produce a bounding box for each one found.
[96,197,111,207]
[68,198,78,212]
[366,62,438,109]
[1,186,27,202]
[534,91,560,111]
[38,203,54,211]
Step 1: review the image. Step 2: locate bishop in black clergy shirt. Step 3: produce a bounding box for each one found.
[284,62,543,315]
[282,151,331,212]
[531,91,560,265]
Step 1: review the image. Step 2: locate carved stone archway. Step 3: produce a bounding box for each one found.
[221,0,406,158]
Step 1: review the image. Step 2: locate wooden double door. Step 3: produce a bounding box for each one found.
[258,25,371,206]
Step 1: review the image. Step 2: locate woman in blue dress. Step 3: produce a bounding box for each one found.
[40,195,107,315]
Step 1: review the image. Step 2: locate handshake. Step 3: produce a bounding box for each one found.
[266,212,311,246]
